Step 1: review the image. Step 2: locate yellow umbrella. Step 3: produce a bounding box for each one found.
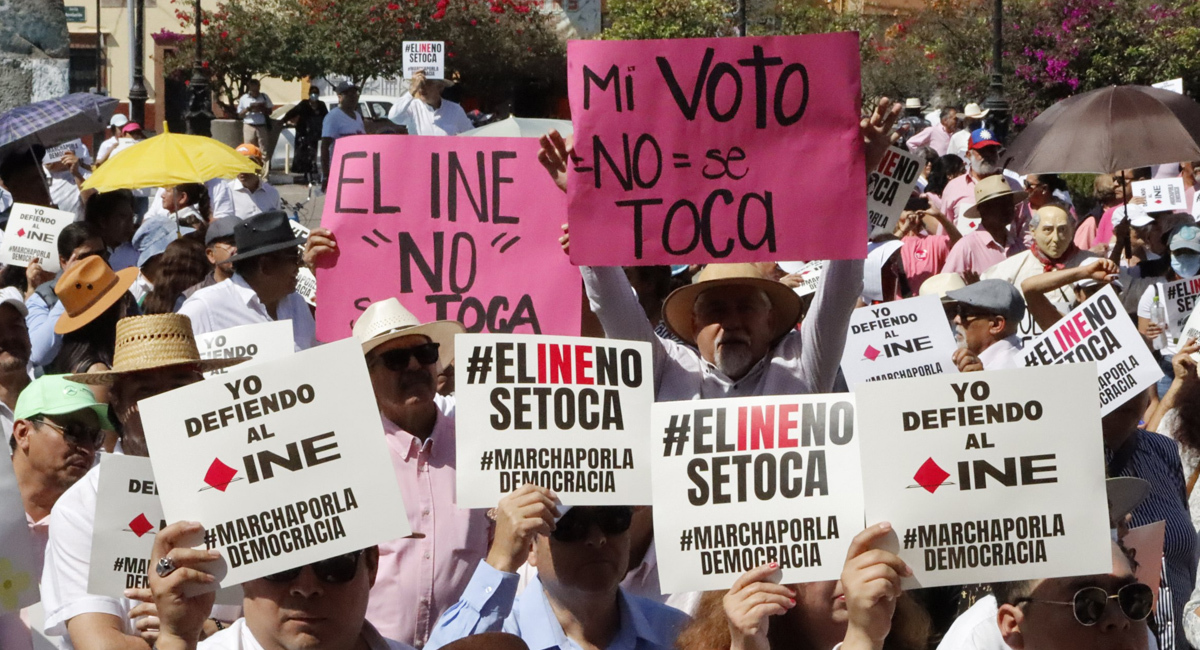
[82,127,258,193]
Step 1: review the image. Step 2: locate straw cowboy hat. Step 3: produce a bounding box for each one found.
[353,298,466,366]
[962,102,990,120]
[53,256,138,335]
[661,264,802,345]
[67,314,247,385]
[963,175,1028,221]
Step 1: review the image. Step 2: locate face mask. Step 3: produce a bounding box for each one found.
[1172,253,1200,278]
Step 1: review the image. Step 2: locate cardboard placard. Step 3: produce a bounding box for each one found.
[1123,522,1165,609]
[315,136,580,342]
[0,446,39,612]
[856,365,1111,588]
[1132,178,1186,212]
[0,203,75,272]
[402,41,445,80]
[840,295,958,388]
[196,321,295,377]
[778,261,824,297]
[140,339,411,591]
[87,455,165,597]
[868,147,923,237]
[289,221,317,307]
[650,394,864,593]
[1161,276,1200,341]
[455,334,653,508]
[566,33,866,266]
[1022,286,1162,415]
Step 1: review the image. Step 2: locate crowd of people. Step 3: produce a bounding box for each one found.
[0,77,1197,650]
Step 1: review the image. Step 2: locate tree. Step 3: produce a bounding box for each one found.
[603,0,738,40]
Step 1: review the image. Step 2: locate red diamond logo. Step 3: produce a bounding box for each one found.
[203,458,237,492]
[16,229,25,237]
[128,513,154,537]
[913,457,951,493]
[863,345,881,361]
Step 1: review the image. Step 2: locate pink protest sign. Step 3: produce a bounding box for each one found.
[315,135,580,341]
[566,33,866,267]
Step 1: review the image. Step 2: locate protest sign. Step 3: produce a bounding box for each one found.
[778,261,824,297]
[868,147,923,237]
[566,33,866,266]
[1153,78,1184,94]
[87,455,164,597]
[1132,178,1186,212]
[289,222,317,306]
[1022,286,1161,415]
[0,444,39,612]
[316,136,579,342]
[840,295,958,388]
[402,41,445,80]
[650,394,863,593]
[856,364,1111,588]
[1180,306,1200,360]
[455,333,653,508]
[140,338,411,590]
[196,321,295,377]
[0,203,75,273]
[1124,521,1165,608]
[1161,276,1200,341]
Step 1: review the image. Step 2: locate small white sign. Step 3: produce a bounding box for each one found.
[0,203,75,272]
[455,334,653,508]
[0,443,39,612]
[840,295,958,388]
[1161,276,1200,341]
[1153,78,1184,95]
[140,338,411,591]
[651,394,864,593]
[778,261,825,298]
[856,365,1111,589]
[402,41,445,80]
[1132,178,1186,212]
[288,222,317,307]
[1180,306,1200,360]
[87,455,164,598]
[1022,285,1162,415]
[196,321,295,377]
[867,146,923,238]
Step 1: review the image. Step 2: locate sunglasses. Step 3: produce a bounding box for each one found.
[551,507,634,543]
[1018,583,1153,626]
[33,418,105,448]
[263,550,363,584]
[956,306,995,323]
[375,342,440,371]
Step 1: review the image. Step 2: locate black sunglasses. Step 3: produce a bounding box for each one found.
[376,342,440,371]
[33,418,105,448]
[263,550,364,584]
[1018,583,1153,626]
[551,507,634,543]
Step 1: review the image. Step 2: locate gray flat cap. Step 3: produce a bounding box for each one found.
[205,217,239,246]
[947,279,1026,323]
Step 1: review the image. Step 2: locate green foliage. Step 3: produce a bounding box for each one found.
[602,0,738,40]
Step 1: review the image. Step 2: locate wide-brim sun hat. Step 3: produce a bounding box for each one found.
[67,314,248,385]
[225,211,307,263]
[662,263,801,345]
[353,297,466,367]
[54,256,139,335]
[962,103,990,120]
[964,175,1029,221]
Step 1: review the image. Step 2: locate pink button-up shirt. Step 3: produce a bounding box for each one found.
[367,411,492,648]
[942,229,1008,275]
[906,123,953,156]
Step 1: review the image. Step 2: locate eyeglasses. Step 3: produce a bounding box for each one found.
[263,550,363,584]
[551,507,634,543]
[1017,583,1153,626]
[374,343,440,371]
[956,305,995,323]
[32,418,105,448]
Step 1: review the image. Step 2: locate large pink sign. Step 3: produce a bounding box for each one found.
[315,135,580,342]
[567,33,867,266]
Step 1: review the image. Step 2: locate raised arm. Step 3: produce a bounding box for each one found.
[1020,258,1117,331]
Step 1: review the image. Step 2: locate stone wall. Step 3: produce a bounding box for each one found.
[0,0,70,112]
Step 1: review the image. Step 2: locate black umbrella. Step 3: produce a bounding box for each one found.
[0,92,119,161]
[1006,85,1200,175]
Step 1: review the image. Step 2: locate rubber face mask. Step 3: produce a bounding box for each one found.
[1172,252,1200,278]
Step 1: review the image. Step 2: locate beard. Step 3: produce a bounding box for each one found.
[970,157,999,176]
[713,333,756,378]
[396,367,436,396]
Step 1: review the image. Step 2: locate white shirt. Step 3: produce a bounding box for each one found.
[948,129,971,160]
[106,137,141,162]
[936,596,1008,650]
[201,618,412,650]
[178,274,316,350]
[978,334,1025,370]
[225,177,281,219]
[322,107,366,140]
[146,180,237,221]
[237,93,273,126]
[387,94,473,136]
[95,136,120,164]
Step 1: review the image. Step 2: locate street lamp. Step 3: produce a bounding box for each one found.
[981,0,1011,142]
[128,0,147,126]
[185,0,214,136]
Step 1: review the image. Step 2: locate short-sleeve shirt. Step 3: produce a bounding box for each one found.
[900,233,951,294]
[225,178,281,219]
[386,95,474,136]
[322,107,366,140]
[941,230,1007,276]
[237,93,273,126]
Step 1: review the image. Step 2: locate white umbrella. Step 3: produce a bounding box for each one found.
[460,116,573,138]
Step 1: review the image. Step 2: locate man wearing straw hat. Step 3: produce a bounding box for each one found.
[40,314,245,650]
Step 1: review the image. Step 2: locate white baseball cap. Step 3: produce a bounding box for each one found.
[0,286,28,317]
[109,113,129,128]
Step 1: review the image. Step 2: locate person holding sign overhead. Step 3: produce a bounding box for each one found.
[387,71,474,137]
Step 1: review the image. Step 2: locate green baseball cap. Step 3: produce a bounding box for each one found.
[15,375,114,430]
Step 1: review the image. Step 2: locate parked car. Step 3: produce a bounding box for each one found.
[269,95,404,172]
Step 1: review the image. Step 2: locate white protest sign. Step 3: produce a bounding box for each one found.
[1022,285,1162,415]
[1180,307,1200,361]
[455,333,653,508]
[140,338,410,591]
[1153,78,1184,94]
[650,394,863,593]
[1132,178,1186,212]
[0,444,39,612]
[868,146,923,237]
[289,222,317,306]
[856,365,1111,588]
[402,41,445,80]
[0,203,75,272]
[1161,276,1200,341]
[840,295,958,388]
[196,321,295,377]
[88,455,163,597]
[778,261,825,298]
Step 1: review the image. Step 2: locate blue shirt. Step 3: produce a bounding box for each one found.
[426,561,689,650]
[26,291,65,368]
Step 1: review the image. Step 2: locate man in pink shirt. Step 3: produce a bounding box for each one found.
[940,129,1029,246]
[352,298,491,649]
[906,107,958,156]
[943,174,1028,277]
[896,193,962,293]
